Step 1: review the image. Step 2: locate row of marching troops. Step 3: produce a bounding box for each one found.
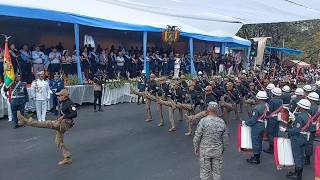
[130,71,320,180]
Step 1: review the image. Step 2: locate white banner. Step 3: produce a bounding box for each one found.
[252,37,270,67]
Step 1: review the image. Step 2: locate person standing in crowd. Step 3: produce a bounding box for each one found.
[174,53,181,79]
[116,51,125,79]
[19,45,33,84]
[89,47,99,74]
[5,74,28,129]
[245,91,268,164]
[193,102,228,180]
[281,99,311,180]
[30,71,51,121]
[49,73,64,115]
[1,84,12,122]
[48,47,61,77]
[99,49,108,72]
[0,48,4,82]
[61,50,72,75]
[137,70,146,104]
[9,43,20,74]
[18,88,77,165]
[290,88,305,112]
[32,46,45,75]
[71,50,78,75]
[81,47,89,79]
[93,71,104,112]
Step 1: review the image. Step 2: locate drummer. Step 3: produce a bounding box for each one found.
[245,91,269,164]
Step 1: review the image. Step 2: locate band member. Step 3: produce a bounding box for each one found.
[282,85,291,105]
[266,83,275,98]
[245,91,268,164]
[305,92,319,165]
[264,87,283,154]
[18,89,77,165]
[281,99,311,180]
[290,88,305,112]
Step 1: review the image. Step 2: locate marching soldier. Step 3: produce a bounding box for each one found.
[264,87,283,154]
[305,92,319,165]
[220,82,240,124]
[145,73,157,122]
[185,86,220,135]
[281,99,311,180]
[245,91,269,164]
[156,77,170,127]
[193,102,228,180]
[6,74,28,129]
[18,89,77,165]
[244,82,258,117]
[290,88,305,112]
[281,85,291,106]
[137,71,146,104]
[266,83,275,98]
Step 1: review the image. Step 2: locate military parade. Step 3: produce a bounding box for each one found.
[130,68,320,180]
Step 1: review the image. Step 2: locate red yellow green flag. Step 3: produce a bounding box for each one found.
[3,39,15,88]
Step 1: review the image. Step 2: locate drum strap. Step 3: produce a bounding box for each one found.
[257,103,269,122]
[301,113,315,132]
[266,106,283,118]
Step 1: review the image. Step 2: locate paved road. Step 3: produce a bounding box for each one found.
[0,103,314,180]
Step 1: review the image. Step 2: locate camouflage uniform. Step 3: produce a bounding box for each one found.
[18,93,77,165]
[193,115,228,180]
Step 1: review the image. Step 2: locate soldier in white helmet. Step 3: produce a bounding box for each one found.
[264,87,283,154]
[290,88,305,112]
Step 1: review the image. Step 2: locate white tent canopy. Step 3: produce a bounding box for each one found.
[0,0,319,43]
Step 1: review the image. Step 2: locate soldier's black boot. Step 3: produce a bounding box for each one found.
[286,170,297,179]
[286,167,302,179]
[263,145,274,154]
[246,154,260,164]
[305,155,310,165]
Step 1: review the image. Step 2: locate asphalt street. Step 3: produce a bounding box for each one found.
[0,103,314,180]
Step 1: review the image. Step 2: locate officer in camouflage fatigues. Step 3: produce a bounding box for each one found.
[18,89,77,165]
[193,102,228,180]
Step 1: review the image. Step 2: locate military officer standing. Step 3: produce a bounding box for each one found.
[245,91,269,164]
[156,77,170,127]
[18,89,77,165]
[264,87,283,154]
[281,99,311,180]
[49,73,64,115]
[290,88,304,112]
[7,74,28,129]
[193,102,228,180]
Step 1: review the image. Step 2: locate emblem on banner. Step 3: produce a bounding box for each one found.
[162,25,180,45]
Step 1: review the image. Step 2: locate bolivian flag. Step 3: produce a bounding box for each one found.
[3,39,15,88]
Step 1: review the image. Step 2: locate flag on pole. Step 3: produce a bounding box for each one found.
[3,39,15,88]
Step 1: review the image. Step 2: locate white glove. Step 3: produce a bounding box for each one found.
[242,121,246,126]
[279,126,287,132]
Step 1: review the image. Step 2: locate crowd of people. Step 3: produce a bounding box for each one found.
[0,42,246,84]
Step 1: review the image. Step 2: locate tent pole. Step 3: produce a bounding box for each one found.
[189,37,196,76]
[74,23,83,84]
[143,31,149,80]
